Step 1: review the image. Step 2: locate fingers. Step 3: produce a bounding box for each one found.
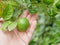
[28,20,37,34]
[26,14,31,24]
[26,14,38,24]
[26,14,38,33]
[26,14,31,20]
[21,10,29,18]
[26,14,38,39]
[29,14,38,25]
[27,20,37,39]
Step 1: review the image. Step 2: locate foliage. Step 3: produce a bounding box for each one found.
[0,0,60,45]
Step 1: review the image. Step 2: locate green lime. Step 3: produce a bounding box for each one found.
[17,18,29,32]
[56,1,60,9]
[43,0,54,5]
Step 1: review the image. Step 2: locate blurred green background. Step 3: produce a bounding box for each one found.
[29,0,60,45]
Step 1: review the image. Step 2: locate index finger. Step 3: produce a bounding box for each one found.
[21,10,29,18]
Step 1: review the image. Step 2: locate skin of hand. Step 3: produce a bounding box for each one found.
[0,10,38,45]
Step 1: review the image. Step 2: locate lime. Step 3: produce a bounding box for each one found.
[56,1,60,9]
[17,18,29,31]
[43,0,54,5]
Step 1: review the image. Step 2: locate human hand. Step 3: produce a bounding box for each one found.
[0,10,38,45]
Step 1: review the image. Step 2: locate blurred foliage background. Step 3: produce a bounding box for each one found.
[29,0,60,45]
[0,0,60,45]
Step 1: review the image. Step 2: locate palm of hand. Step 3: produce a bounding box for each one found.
[0,10,37,45]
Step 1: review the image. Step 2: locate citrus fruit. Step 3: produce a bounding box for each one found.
[17,18,29,31]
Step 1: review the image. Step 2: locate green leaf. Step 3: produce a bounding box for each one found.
[2,0,18,6]
[1,21,12,31]
[2,4,14,20]
[15,0,31,8]
[10,9,23,21]
[8,22,17,31]
[28,4,39,14]
[30,0,41,4]
[47,7,57,17]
